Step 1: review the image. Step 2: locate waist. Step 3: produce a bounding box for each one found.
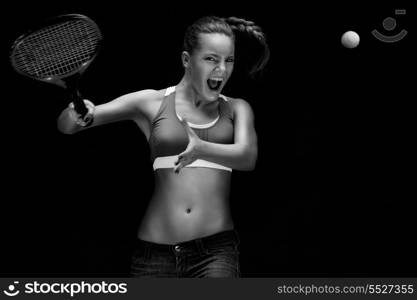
[140,164,232,243]
[135,229,240,254]
[140,189,233,243]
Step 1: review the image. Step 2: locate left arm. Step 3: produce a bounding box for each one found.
[174,98,258,172]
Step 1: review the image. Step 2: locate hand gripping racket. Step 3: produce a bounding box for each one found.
[10,14,102,117]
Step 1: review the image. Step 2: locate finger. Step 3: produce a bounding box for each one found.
[69,102,89,122]
[82,114,93,124]
[83,99,96,114]
[180,117,190,129]
[175,155,183,165]
[180,117,190,128]
[83,99,94,107]
[173,164,182,174]
[86,106,95,115]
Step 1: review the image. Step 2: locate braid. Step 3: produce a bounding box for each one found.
[224,17,270,78]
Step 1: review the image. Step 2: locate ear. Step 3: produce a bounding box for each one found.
[181,51,191,68]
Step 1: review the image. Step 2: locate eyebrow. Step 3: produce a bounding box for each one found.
[204,52,235,58]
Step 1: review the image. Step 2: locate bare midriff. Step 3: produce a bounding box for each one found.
[137,167,234,244]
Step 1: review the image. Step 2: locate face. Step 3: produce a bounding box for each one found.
[183,33,235,102]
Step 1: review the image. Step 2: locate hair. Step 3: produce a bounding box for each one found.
[183,16,270,78]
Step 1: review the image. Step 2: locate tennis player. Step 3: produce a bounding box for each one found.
[57,16,270,277]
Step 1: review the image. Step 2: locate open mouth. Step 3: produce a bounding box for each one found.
[207,78,223,91]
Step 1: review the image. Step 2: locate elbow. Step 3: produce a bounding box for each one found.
[240,147,257,171]
[247,161,257,171]
[244,157,257,171]
[241,164,255,171]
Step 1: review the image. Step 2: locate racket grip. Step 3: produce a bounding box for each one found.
[72,96,89,117]
[66,74,89,118]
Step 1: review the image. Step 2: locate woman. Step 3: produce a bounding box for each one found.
[57,16,269,277]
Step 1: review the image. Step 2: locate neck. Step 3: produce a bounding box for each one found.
[176,76,215,109]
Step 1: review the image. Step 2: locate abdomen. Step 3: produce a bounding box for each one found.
[137,168,234,244]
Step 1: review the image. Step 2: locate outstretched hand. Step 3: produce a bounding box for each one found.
[174,118,203,173]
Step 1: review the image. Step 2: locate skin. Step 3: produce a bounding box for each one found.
[57,32,258,244]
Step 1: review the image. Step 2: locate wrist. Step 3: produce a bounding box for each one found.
[196,140,209,160]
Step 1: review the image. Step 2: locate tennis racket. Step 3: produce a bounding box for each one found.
[10,14,102,117]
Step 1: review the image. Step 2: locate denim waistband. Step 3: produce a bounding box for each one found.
[136,229,240,255]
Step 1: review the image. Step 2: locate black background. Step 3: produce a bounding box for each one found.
[1,1,414,277]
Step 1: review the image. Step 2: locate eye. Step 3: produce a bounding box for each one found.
[205,57,217,62]
[226,58,235,63]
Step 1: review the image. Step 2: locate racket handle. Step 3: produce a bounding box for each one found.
[72,94,89,117]
[66,74,88,117]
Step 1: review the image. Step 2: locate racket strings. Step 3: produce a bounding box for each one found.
[12,20,101,78]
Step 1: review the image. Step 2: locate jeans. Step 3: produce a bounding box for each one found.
[130,229,241,278]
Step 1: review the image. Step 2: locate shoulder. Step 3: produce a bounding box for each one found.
[121,89,164,106]
[221,95,254,118]
[114,88,166,114]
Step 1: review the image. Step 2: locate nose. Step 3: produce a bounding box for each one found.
[217,61,227,73]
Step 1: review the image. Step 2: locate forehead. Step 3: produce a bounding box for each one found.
[196,33,234,55]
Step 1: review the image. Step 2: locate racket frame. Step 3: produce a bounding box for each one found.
[10,14,102,116]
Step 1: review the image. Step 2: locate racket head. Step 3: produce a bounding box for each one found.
[10,14,102,88]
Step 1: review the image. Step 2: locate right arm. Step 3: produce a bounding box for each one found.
[57,89,158,134]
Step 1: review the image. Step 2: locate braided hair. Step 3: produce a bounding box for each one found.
[183,16,270,78]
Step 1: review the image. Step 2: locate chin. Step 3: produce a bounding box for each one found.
[205,88,222,100]
[196,83,222,102]
[206,93,221,102]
